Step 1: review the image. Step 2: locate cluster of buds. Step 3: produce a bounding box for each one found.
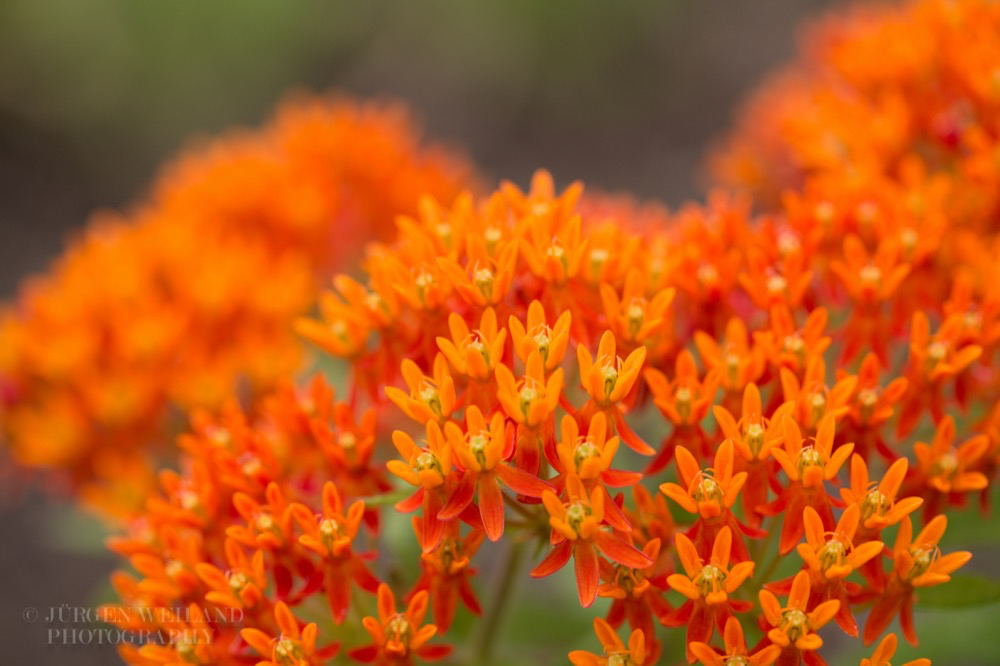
[99,160,998,664]
[0,95,471,515]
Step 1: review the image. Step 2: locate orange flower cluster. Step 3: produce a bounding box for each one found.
[0,94,471,515]
[711,0,1000,237]
[102,168,998,665]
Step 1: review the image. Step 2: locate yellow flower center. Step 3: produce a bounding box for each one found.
[565,501,593,535]
[386,614,414,646]
[228,571,250,593]
[797,447,823,476]
[767,274,788,294]
[468,432,490,468]
[626,300,645,337]
[601,365,619,399]
[932,452,958,479]
[418,383,442,417]
[697,264,719,286]
[818,538,847,572]
[473,268,494,299]
[696,564,728,599]
[780,608,810,642]
[415,451,442,475]
[532,328,552,360]
[906,545,940,582]
[274,636,304,665]
[746,422,765,456]
[860,264,882,285]
[573,440,601,471]
[862,489,890,521]
[693,475,723,504]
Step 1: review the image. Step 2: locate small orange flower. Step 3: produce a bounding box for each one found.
[386,356,458,426]
[797,505,883,582]
[437,224,517,307]
[899,311,983,436]
[780,356,858,433]
[534,474,652,607]
[578,331,652,455]
[599,267,675,350]
[597,537,670,655]
[659,440,746,520]
[435,308,507,381]
[569,617,649,666]
[912,415,989,514]
[760,570,840,658]
[556,412,640,489]
[507,300,572,370]
[694,317,765,400]
[714,382,790,525]
[410,521,485,633]
[861,634,931,666]
[194,538,267,610]
[495,351,564,429]
[242,601,337,666]
[668,527,755,606]
[349,584,451,664]
[864,515,972,646]
[440,406,553,541]
[289,482,380,622]
[689,616,781,666]
[659,439,755,562]
[754,305,831,375]
[765,414,853,553]
[841,455,922,537]
[388,422,453,552]
[665,527,755,661]
[644,349,719,467]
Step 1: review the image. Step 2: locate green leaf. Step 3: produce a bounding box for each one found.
[917,575,1000,608]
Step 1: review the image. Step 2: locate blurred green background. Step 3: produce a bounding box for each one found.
[4,0,997,664]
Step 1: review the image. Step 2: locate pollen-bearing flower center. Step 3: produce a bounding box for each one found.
[573,440,601,469]
[693,475,723,503]
[780,608,810,641]
[818,538,847,571]
[696,563,727,597]
[566,501,592,535]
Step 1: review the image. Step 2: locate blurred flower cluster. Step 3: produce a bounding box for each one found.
[3,0,1000,664]
[0,95,471,515]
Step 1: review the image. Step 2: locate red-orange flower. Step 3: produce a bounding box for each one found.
[689,617,781,666]
[242,601,338,666]
[350,584,452,664]
[760,570,840,664]
[665,527,755,661]
[534,474,652,607]
[864,515,972,646]
[440,406,553,540]
[569,617,650,666]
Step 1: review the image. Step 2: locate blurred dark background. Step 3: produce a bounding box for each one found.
[5,0,925,663]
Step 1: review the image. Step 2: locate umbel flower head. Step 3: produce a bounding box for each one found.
[20,1,1000,654]
[92,155,995,666]
[0,93,472,517]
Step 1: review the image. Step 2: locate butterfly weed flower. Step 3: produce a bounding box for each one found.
[864,515,972,646]
[569,616,651,666]
[689,616,781,666]
[665,527,755,662]
[350,584,451,664]
[534,474,652,607]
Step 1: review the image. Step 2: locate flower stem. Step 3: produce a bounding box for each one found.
[475,537,526,663]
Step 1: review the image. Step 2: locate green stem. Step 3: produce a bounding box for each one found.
[474,538,526,663]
